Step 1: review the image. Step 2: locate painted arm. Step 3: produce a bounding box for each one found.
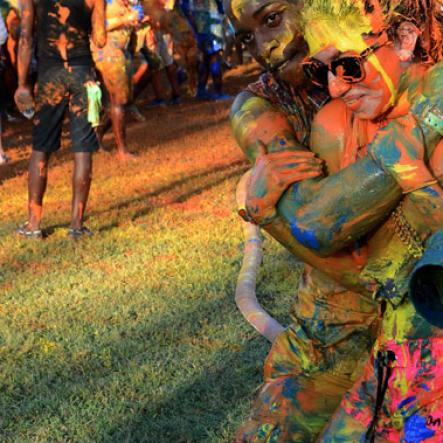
[91,0,107,48]
[368,62,443,237]
[231,91,402,257]
[234,63,443,257]
[14,0,34,114]
[231,92,375,294]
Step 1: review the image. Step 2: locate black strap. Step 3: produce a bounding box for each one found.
[365,350,396,442]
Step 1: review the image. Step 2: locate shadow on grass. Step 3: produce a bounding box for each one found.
[0,158,248,285]
[123,112,229,153]
[107,338,265,443]
[95,159,248,233]
[0,104,230,185]
[0,292,267,443]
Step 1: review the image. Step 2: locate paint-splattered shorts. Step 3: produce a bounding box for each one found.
[326,338,443,442]
[236,266,379,443]
[236,326,368,442]
[33,64,99,153]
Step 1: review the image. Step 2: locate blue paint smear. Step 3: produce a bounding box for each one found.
[290,182,300,199]
[418,383,431,392]
[290,220,320,250]
[398,396,417,410]
[404,412,435,442]
[369,135,401,165]
[279,139,286,145]
[423,186,439,197]
[334,214,348,231]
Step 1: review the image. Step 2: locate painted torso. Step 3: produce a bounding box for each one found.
[35,0,93,68]
[99,0,133,50]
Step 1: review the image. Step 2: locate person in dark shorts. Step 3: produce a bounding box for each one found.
[14,0,106,238]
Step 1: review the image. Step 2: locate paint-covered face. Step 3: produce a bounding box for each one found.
[226,0,309,85]
[395,21,420,62]
[324,45,401,120]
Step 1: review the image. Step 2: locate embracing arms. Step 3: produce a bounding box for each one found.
[231,91,402,257]
[232,63,443,257]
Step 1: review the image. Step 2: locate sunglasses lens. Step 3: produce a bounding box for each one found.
[330,57,363,83]
[303,61,328,86]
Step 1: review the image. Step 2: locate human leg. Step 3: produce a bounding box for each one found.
[158,32,181,101]
[185,45,198,95]
[24,67,68,231]
[238,267,379,442]
[27,150,51,231]
[165,62,181,101]
[95,48,133,158]
[71,152,92,230]
[0,114,9,163]
[210,51,224,97]
[237,323,370,443]
[66,66,98,230]
[109,102,132,159]
[196,51,210,98]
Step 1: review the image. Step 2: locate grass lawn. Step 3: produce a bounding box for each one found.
[0,67,302,442]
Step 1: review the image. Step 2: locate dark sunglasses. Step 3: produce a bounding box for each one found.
[301,42,384,87]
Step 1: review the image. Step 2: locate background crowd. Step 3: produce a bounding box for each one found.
[0,0,244,165]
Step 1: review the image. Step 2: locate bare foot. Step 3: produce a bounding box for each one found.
[117,151,138,162]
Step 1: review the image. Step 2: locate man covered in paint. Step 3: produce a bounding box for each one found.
[92,0,145,160]
[226,0,443,440]
[14,0,106,238]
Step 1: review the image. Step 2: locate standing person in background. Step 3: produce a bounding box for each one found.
[159,0,197,99]
[93,0,144,161]
[14,0,106,238]
[0,10,8,164]
[180,0,229,100]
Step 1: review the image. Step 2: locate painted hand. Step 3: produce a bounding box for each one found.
[126,9,140,27]
[14,86,34,119]
[245,150,324,225]
[367,114,436,193]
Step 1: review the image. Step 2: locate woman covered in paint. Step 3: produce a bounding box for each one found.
[299,11,443,442]
[91,0,145,160]
[226,0,443,441]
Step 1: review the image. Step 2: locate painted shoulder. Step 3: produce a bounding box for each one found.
[230,90,273,121]
[310,98,348,173]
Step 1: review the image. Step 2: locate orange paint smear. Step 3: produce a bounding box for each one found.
[38,160,46,177]
[55,32,68,61]
[57,5,71,25]
[29,200,43,220]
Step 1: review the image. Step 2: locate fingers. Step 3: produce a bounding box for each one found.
[256,141,267,158]
[267,157,323,169]
[256,150,321,164]
[264,150,318,161]
[255,152,323,173]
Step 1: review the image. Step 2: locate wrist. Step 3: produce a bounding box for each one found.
[239,205,278,226]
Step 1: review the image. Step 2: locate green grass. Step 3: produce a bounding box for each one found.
[0,98,302,442]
